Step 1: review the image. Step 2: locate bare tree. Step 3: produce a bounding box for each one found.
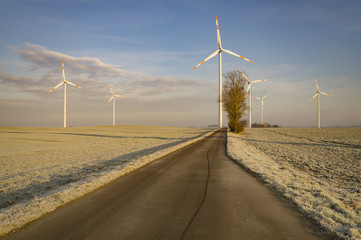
[223,70,247,133]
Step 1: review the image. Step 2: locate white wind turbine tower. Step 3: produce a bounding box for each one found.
[308,78,333,128]
[106,83,126,126]
[253,92,269,125]
[238,69,269,128]
[47,61,83,128]
[193,16,253,128]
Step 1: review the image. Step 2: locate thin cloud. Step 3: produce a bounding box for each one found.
[3,42,212,101]
[0,67,40,89]
[12,42,133,79]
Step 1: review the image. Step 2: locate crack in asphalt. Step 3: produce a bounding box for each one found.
[178,133,222,240]
[178,150,211,240]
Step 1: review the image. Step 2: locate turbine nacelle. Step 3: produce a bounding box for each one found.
[253,92,270,101]
[253,92,269,125]
[308,78,334,128]
[238,68,269,98]
[106,83,126,105]
[192,17,254,71]
[253,92,269,108]
[308,78,333,102]
[192,16,254,128]
[47,61,83,94]
[237,68,269,128]
[47,61,83,128]
[106,83,126,126]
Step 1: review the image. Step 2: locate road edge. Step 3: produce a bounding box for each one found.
[0,128,219,238]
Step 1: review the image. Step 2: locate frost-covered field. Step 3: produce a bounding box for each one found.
[0,125,215,236]
[227,128,361,240]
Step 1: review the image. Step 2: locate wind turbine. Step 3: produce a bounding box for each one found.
[47,61,83,128]
[253,92,269,125]
[238,69,269,128]
[106,83,126,126]
[308,78,333,128]
[193,16,253,128]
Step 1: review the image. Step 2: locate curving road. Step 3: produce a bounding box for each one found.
[3,129,329,240]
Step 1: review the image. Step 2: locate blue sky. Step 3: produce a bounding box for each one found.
[1,0,360,127]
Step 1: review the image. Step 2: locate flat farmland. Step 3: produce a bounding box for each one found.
[238,128,360,197]
[0,125,215,236]
[228,128,361,240]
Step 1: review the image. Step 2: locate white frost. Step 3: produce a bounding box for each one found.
[227,128,361,240]
[0,126,216,237]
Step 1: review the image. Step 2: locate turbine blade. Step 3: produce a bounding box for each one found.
[216,16,222,49]
[238,68,250,83]
[62,61,66,82]
[106,96,114,105]
[222,49,254,63]
[315,78,320,91]
[309,93,319,102]
[115,95,126,98]
[320,92,334,97]
[47,82,64,94]
[251,79,269,83]
[253,96,261,100]
[108,83,114,96]
[193,49,220,70]
[263,92,270,99]
[66,81,84,90]
[245,84,251,97]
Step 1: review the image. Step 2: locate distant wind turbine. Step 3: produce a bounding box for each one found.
[193,16,253,128]
[106,83,126,126]
[253,92,269,125]
[238,69,269,128]
[308,78,333,128]
[47,61,83,128]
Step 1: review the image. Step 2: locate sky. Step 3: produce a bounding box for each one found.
[0,0,361,128]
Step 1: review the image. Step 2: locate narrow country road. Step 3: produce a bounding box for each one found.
[3,129,329,240]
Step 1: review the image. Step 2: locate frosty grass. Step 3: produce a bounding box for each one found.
[0,125,216,236]
[227,128,360,240]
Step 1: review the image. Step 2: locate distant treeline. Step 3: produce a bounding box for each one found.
[251,123,279,128]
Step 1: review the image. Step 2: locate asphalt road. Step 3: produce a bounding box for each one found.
[3,129,330,240]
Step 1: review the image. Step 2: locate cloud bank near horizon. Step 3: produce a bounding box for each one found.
[1,42,212,102]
